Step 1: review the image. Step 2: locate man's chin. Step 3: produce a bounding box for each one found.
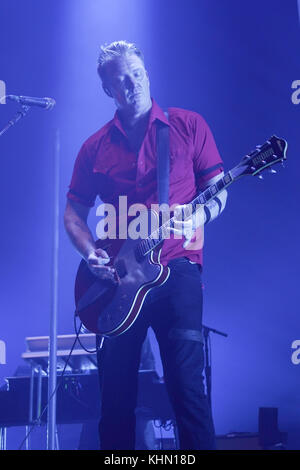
[128,94,142,104]
[127,98,145,110]
[119,97,151,116]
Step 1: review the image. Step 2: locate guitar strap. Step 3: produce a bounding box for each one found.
[156,110,170,207]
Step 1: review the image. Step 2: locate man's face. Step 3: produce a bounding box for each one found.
[103,53,151,115]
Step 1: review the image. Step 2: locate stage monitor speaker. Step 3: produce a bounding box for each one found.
[216,433,261,450]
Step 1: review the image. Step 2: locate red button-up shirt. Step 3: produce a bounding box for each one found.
[67,99,223,266]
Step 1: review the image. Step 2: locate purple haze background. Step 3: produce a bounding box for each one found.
[0,0,299,448]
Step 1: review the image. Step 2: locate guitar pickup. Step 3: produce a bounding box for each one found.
[114,259,128,278]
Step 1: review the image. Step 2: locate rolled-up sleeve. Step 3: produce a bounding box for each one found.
[192,113,224,189]
[67,142,98,208]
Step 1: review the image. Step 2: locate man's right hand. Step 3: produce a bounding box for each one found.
[87,248,116,283]
[64,200,117,283]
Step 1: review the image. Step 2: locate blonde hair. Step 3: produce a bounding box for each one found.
[97,40,144,82]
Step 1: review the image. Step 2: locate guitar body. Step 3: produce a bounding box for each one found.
[75,210,170,336]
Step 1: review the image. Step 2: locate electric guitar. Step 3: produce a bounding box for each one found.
[74,135,287,336]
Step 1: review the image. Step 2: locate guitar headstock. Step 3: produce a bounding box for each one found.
[234,135,288,179]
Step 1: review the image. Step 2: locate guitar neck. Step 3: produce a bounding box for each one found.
[137,131,289,257]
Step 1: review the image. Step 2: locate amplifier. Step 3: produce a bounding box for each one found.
[216,433,262,450]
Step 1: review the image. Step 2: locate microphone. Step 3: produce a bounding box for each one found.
[6,94,56,110]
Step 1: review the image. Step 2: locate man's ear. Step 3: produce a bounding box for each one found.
[102,84,113,98]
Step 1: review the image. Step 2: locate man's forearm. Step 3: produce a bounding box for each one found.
[192,188,227,230]
[198,171,228,226]
[203,188,227,225]
[64,217,96,261]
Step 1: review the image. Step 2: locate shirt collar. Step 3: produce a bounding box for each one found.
[112,98,169,136]
[149,98,170,126]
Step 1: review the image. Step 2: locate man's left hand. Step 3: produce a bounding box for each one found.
[167,204,205,249]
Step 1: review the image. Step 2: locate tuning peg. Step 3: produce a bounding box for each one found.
[268,168,277,174]
[257,174,264,180]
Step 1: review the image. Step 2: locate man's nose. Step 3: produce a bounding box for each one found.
[124,74,138,90]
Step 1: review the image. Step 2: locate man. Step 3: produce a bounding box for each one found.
[64,40,227,450]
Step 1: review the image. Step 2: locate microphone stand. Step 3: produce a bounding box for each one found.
[202,324,228,410]
[1,101,60,450]
[47,129,60,450]
[0,104,30,137]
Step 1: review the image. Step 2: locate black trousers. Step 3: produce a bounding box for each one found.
[97,257,215,450]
